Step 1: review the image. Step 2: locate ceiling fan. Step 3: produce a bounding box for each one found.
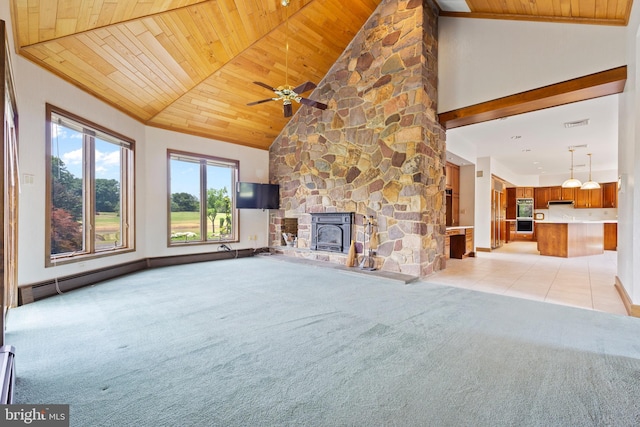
[247,81,327,117]
[246,0,327,118]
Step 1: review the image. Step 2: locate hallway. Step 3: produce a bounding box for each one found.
[428,241,626,316]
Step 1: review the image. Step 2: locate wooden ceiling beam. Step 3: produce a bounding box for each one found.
[438,66,627,130]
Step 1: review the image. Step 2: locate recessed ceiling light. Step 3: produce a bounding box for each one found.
[533,161,540,164]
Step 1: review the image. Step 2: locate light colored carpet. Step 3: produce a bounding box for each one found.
[6,256,640,426]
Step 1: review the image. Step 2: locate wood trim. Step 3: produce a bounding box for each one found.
[438,66,627,130]
[19,249,261,305]
[614,276,640,317]
[439,12,628,27]
[475,247,491,252]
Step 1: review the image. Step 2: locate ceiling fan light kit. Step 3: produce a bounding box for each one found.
[561,147,583,188]
[246,0,327,117]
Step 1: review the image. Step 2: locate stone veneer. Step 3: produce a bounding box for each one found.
[269,0,446,277]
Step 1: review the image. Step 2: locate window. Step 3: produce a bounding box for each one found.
[168,150,238,245]
[46,105,134,265]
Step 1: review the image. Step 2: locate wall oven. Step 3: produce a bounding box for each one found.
[516,198,534,234]
[516,219,534,233]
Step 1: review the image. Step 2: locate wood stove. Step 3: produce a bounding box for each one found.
[310,212,354,253]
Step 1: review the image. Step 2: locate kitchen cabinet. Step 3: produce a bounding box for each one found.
[446,227,473,259]
[506,188,516,219]
[445,162,460,226]
[561,187,576,202]
[445,163,459,192]
[465,228,474,254]
[536,222,604,257]
[452,194,459,226]
[549,186,578,202]
[604,223,617,250]
[534,187,550,209]
[575,187,602,208]
[516,187,534,198]
[602,182,618,208]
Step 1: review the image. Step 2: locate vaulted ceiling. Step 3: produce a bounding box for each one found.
[10,0,634,151]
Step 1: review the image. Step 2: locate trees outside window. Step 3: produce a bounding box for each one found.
[46,105,134,265]
[168,150,238,245]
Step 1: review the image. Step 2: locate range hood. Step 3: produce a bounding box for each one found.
[548,200,575,206]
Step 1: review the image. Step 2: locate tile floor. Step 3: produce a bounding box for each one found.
[427,241,627,316]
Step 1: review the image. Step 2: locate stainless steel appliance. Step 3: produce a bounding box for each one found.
[516,198,534,234]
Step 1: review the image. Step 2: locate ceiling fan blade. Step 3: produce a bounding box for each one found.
[293,81,317,94]
[253,81,276,91]
[283,103,293,117]
[299,97,328,110]
[247,98,275,106]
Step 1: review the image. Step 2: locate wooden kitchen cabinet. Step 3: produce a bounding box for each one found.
[561,187,576,202]
[446,163,459,192]
[452,194,459,226]
[604,223,617,250]
[446,227,473,259]
[516,187,534,198]
[534,187,550,209]
[602,182,618,208]
[575,187,602,208]
[506,188,516,219]
[465,228,474,254]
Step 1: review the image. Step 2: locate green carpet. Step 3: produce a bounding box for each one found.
[6,256,640,426]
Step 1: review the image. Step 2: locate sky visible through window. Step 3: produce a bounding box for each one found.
[54,124,231,199]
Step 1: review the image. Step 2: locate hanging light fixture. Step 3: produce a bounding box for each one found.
[561,147,582,188]
[580,153,600,190]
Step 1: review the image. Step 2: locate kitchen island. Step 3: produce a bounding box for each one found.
[536,221,604,257]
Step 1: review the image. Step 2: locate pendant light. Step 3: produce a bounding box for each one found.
[561,147,582,188]
[580,153,600,190]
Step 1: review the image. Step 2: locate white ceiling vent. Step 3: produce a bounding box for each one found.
[564,119,590,128]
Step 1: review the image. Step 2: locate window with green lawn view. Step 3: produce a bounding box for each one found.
[168,150,238,245]
[46,105,134,265]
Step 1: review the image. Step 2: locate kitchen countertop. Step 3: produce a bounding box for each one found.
[446,226,474,230]
[534,220,617,223]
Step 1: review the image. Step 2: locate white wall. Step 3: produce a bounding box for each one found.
[143,127,270,259]
[0,4,270,286]
[474,157,492,249]
[458,164,475,227]
[438,18,627,112]
[539,169,619,186]
[617,5,640,304]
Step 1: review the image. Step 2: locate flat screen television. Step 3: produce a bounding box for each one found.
[236,182,280,209]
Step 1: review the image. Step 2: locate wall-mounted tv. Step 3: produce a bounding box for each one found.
[236,182,280,210]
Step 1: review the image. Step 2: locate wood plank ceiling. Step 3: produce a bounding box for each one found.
[10,0,634,150]
[443,0,633,25]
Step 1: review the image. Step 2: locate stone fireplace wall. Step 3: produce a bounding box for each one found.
[269,0,446,277]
